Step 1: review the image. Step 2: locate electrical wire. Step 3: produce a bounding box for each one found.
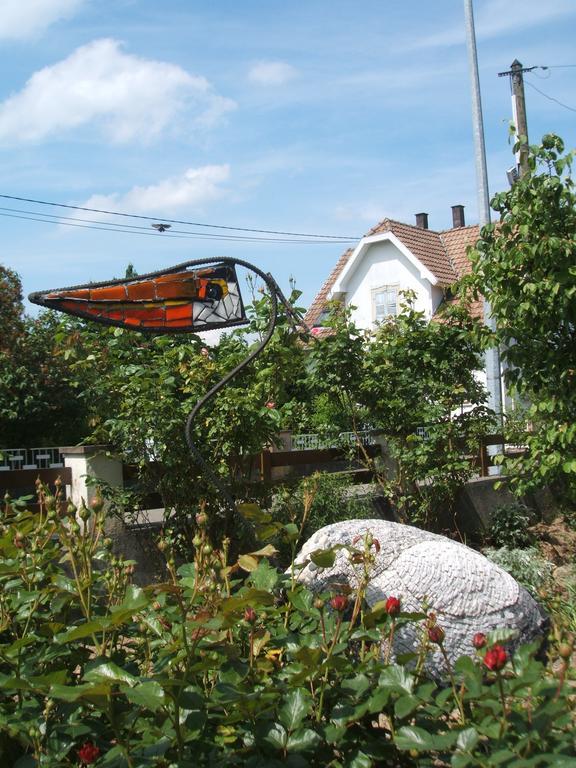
[0,193,358,241]
[0,208,354,244]
[525,80,576,114]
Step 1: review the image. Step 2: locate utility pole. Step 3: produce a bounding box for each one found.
[498,60,531,178]
[463,0,504,470]
[463,0,491,228]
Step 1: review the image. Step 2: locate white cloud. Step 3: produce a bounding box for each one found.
[248,60,298,86]
[0,38,236,143]
[78,165,231,218]
[409,0,575,49]
[0,0,85,40]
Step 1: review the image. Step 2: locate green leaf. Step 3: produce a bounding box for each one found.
[286,728,322,752]
[456,727,480,752]
[283,522,300,541]
[110,585,149,618]
[378,665,414,694]
[263,722,288,750]
[394,725,437,751]
[394,694,419,719]
[56,619,110,643]
[341,674,370,697]
[49,682,111,701]
[248,559,280,591]
[348,751,373,768]
[237,502,265,521]
[84,661,138,686]
[238,554,259,572]
[309,548,336,567]
[124,680,166,711]
[278,688,311,732]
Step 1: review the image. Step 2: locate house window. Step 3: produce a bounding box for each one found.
[372,285,398,323]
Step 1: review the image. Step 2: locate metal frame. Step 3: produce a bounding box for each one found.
[30,257,308,525]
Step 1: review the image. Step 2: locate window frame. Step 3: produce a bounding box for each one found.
[371,283,399,325]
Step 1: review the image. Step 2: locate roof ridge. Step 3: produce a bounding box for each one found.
[367,217,444,236]
[439,222,480,234]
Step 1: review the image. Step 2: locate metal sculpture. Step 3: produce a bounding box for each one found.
[30,257,306,525]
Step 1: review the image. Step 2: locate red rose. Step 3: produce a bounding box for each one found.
[78,742,100,765]
[428,625,445,645]
[473,632,487,649]
[483,644,507,672]
[385,596,401,617]
[330,595,348,612]
[244,606,257,624]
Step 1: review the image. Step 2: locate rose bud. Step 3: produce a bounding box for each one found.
[330,595,348,612]
[385,596,401,617]
[77,741,100,765]
[483,644,507,672]
[244,606,257,624]
[265,401,275,409]
[428,625,445,645]
[472,632,487,649]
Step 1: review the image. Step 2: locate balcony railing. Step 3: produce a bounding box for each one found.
[0,447,64,471]
[291,431,376,451]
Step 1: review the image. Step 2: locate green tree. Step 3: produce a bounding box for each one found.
[0,263,24,353]
[307,296,490,525]
[464,134,576,500]
[64,287,311,537]
[0,311,89,446]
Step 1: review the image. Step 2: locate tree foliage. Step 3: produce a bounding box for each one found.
[464,134,576,499]
[0,263,24,353]
[308,296,490,524]
[0,309,88,447]
[63,286,311,532]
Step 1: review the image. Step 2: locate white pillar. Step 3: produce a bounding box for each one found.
[60,445,123,512]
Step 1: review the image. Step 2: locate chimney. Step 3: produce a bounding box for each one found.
[451,205,465,228]
[415,212,429,229]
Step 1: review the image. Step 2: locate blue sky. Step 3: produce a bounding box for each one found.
[1,0,575,314]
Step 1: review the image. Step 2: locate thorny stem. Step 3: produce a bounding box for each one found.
[316,612,344,723]
[439,644,466,725]
[384,618,396,665]
[496,671,508,737]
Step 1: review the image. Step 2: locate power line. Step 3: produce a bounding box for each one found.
[0,210,353,245]
[0,193,358,241]
[525,80,576,114]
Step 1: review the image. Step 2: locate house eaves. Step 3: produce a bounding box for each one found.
[329,231,439,299]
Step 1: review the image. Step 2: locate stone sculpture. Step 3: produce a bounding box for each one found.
[294,519,548,675]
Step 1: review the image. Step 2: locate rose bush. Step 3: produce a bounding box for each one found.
[0,487,574,767]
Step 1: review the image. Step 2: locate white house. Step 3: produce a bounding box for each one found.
[305,206,515,420]
[305,206,481,332]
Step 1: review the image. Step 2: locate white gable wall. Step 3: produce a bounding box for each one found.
[330,239,439,330]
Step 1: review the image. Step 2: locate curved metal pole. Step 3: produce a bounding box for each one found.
[182,258,286,529]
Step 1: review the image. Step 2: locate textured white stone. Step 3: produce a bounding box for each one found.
[294,519,547,675]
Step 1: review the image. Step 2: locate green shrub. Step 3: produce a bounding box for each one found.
[484,546,555,596]
[271,472,378,565]
[488,502,535,549]
[0,487,574,767]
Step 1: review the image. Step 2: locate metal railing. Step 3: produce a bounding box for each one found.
[0,447,64,471]
[291,431,376,451]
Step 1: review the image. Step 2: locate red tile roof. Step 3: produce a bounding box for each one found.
[304,218,481,328]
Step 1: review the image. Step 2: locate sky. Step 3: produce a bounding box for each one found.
[1,0,575,315]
